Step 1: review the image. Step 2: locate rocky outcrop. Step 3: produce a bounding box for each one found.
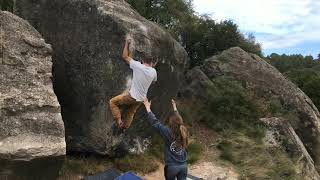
[0,11,65,160]
[182,47,320,168]
[261,117,320,180]
[16,0,188,155]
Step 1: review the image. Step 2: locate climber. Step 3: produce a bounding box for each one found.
[143,99,189,180]
[109,38,157,133]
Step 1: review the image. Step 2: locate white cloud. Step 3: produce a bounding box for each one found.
[193,0,320,50]
[262,30,320,49]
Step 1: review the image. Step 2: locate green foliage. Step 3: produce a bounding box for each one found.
[0,0,14,12]
[199,76,265,139]
[126,0,193,31]
[126,0,262,67]
[266,53,317,73]
[187,142,203,164]
[59,136,203,177]
[266,96,288,116]
[179,74,299,178]
[267,53,320,110]
[286,68,320,109]
[217,140,233,161]
[217,133,298,180]
[114,153,159,174]
[181,17,261,67]
[113,136,203,173]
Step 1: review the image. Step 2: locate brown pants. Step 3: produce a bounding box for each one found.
[109,91,141,129]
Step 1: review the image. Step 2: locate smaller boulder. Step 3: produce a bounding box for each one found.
[261,117,320,180]
[0,11,66,160]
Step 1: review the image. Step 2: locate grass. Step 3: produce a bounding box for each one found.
[114,135,204,174]
[187,142,204,164]
[113,135,163,174]
[217,132,298,180]
[58,138,162,178]
[58,154,113,178]
[58,130,204,178]
[178,75,301,179]
[199,76,266,139]
[113,153,159,174]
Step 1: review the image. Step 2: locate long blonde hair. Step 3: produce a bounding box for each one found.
[168,112,189,149]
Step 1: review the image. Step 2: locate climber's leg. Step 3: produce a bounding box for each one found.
[123,101,141,129]
[109,91,132,128]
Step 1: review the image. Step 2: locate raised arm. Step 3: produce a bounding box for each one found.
[122,39,133,64]
[143,99,171,140]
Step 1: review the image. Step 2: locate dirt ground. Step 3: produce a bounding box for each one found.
[140,161,238,180]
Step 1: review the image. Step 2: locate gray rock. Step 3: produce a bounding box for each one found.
[0,11,66,160]
[261,117,320,180]
[182,47,320,169]
[16,0,188,155]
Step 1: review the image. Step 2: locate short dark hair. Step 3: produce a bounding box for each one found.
[142,56,153,64]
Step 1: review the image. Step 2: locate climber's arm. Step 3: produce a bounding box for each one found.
[122,39,133,64]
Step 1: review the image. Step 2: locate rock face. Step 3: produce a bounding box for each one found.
[182,47,320,168]
[16,0,188,154]
[0,11,66,160]
[261,117,320,180]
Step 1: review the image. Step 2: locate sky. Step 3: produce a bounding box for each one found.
[193,0,320,58]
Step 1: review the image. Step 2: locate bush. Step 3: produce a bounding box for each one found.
[217,140,233,161]
[187,142,203,164]
[199,76,265,139]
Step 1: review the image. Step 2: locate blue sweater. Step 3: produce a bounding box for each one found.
[147,112,187,165]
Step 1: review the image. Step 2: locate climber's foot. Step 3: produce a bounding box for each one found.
[112,122,120,136]
[122,126,128,133]
[112,122,125,136]
[115,119,124,128]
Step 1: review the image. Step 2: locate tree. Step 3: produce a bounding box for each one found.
[239,33,262,56]
[287,68,320,109]
[267,53,320,110]
[126,0,194,32]
[126,0,262,68]
[266,53,318,73]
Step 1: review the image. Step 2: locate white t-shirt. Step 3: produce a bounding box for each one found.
[129,59,157,101]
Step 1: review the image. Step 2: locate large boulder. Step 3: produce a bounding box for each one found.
[16,0,188,155]
[182,47,320,168]
[261,117,320,179]
[0,11,65,160]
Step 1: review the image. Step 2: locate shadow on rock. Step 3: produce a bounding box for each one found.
[0,157,65,180]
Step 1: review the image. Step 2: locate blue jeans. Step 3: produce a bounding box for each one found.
[164,164,188,180]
